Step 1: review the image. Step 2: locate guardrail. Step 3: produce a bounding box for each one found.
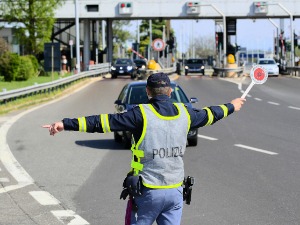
[146,64,177,76]
[0,63,110,104]
[0,62,177,104]
[212,67,244,77]
[286,66,300,76]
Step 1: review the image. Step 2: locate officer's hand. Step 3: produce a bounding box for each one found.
[42,122,64,136]
[231,98,246,112]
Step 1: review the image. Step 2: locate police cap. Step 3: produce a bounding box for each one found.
[147,73,171,88]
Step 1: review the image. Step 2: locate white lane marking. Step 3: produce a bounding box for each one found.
[288,106,300,110]
[0,178,9,182]
[254,98,262,101]
[51,210,90,225]
[29,191,60,206]
[268,101,280,105]
[0,121,34,193]
[234,144,278,155]
[197,134,218,141]
[0,113,34,193]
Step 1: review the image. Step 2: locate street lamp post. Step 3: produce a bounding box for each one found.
[268,18,280,61]
[268,3,294,66]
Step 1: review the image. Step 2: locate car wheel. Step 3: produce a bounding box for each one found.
[188,137,198,146]
[114,132,122,143]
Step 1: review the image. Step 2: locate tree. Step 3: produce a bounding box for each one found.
[0,37,11,55]
[110,20,133,58]
[188,36,215,58]
[112,20,132,43]
[0,0,65,55]
[139,19,174,55]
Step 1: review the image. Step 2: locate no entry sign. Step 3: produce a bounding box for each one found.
[241,65,268,99]
[250,65,268,84]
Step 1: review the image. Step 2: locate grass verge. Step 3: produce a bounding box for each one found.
[0,77,95,115]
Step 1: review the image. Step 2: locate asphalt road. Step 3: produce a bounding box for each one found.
[1,74,300,225]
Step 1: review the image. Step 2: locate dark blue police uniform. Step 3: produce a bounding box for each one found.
[63,95,234,140]
[62,74,235,225]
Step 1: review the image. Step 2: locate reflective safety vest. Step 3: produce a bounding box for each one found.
[130,103,191,189]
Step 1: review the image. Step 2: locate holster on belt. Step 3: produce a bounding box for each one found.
[120,174,142,211]
[120,175,142,199]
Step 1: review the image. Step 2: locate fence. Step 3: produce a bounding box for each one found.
[0,63,111,104]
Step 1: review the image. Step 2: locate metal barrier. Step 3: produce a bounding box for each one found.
[213,67,244,77]
[286,66,300,76]
[0,63,110,104]
[146,64,177,76]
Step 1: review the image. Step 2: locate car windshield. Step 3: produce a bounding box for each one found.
[186,59,203,64]
[258,60,276,65]
[134,60,146,66]
[116,59,132,65]
[127,84,189,105]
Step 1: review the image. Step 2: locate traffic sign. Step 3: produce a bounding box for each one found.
[250,65,268,84]
[241,65,268,99]
[152,38,165,51]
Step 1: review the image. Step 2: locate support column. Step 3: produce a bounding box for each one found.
[106,19,113,63]
[83,19,91,71]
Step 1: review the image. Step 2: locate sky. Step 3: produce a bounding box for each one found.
[127,19,300,54]
[171,18,300,53]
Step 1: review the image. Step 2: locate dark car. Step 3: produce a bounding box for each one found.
[114,81,199,148]
[133,59,147,79]
[184,58,205,75]
[111,58,137,79]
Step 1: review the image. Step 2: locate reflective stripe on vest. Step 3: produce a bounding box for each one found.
[219,104,228,118]
[131,103,190,189]
[100,114,111,133]
[203,107,214,125]
[78,117,87,132]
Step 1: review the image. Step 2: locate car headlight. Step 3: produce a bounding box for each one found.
[141,65,146,69]
[127,66,133,71]
[185,66,189,69]
[111,66,116,70]
[201,66,205,69]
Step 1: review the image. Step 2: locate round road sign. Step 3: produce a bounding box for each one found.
[250,65,268,84]
[152,38,165,51]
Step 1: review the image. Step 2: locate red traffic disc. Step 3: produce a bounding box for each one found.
[250,65,268,84]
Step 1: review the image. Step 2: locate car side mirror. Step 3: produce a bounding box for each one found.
[114,99,121,104]
[190,97,198,103]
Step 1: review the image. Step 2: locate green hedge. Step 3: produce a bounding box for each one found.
[0,52,38,81]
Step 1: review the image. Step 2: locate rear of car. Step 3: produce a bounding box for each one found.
[184,58,205,75]
[114,81,199,147]
[257,58,279,76]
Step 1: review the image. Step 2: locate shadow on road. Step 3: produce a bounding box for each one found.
[75,139,127,150]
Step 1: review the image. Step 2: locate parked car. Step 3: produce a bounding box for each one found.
[256,58,279,76]
[133,59,147,79]
[110,58,137,79]
[184,58,205,75]
[114,81,199,148]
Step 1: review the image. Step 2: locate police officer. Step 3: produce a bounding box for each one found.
[43,73,245,225]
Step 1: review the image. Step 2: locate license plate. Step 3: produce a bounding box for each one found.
[119,70,124,73]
